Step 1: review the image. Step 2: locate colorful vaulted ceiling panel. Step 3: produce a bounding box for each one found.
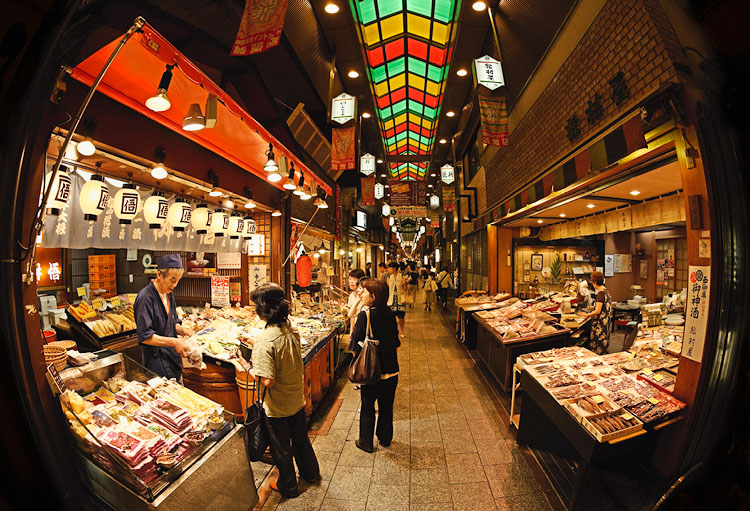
[351,0,461,180]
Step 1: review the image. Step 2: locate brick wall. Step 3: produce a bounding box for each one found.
[483,0,686,210]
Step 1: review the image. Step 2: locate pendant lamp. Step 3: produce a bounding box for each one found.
[79,174,109,221]
[112,184,140,224]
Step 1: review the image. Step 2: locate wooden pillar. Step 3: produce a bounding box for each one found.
[487,225,498,295]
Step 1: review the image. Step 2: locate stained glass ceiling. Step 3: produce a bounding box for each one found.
[350,0,461,180]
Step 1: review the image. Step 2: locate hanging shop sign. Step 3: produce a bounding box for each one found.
[478,95,510,146]
[332,93,356,125]
[429,194,441,209]
[374,182,385,200]
[393,206,427,218]
[230,0,289,56]
[42,173,246,253]
[389,180,426,207]
[331,127,356,170]
[441,164,455,185]
[442,188,457,211]
[34,247,64,287]
[682,266,710,363]
[210,275,230,307]
[360,153,375,175]
[360,176,375,206]
[473,55,505,90]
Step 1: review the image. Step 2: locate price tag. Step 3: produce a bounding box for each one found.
[110,296,121,307]
[92,298,104,310]
[642,368,653,375]
[653,373,664,381]
[77,287,86,297]
[592,395,604,404]
[648,397,660,405]
[128,293,137,303]
[621,413,634,421]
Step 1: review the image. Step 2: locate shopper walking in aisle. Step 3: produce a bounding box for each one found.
[436,266,452,309]
[578,271,613,354]
[387,262,407,338]
[365,261,373,278]
[250,283,320,498]
[422,271,438,311]
[347,276,369,332]
[406,262,420,308]
[378,262,388,283]
[349,278,400,452]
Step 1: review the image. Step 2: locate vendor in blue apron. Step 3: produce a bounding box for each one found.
[133,254,195,380]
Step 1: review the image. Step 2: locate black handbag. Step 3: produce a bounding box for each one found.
[347,309,381,385]
[243,373,269,462]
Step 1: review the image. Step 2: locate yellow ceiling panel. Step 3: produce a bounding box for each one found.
[374,80,389,97]
[363,23,381,47]
[408,73,425,90]
[425,80,440,97]
[394,113,408,126]
[407,13,432,40]
[383,119,395,130]
[389,74,406,91]
[432,21,448,46]
[380,14,403,41]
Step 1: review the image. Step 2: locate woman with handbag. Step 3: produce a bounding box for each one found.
[349,278,400,452]
[387,262,408,338]
[251,283,320,498]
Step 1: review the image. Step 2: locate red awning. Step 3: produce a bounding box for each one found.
[70,23,332,195]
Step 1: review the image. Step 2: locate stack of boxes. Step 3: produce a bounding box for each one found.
[88,254,116,298]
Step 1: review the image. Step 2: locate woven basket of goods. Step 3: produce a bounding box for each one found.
[43,345,68,371]
[48,340,77,351]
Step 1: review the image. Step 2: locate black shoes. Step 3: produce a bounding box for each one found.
[355,439,374,453]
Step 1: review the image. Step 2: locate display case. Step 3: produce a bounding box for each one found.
[52,351,257,509]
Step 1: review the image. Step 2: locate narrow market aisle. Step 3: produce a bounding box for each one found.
[258,295,564,511]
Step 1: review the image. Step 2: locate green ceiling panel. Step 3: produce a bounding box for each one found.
[371,65,387,83]
[408,57,427,76]
[386,57,406,77]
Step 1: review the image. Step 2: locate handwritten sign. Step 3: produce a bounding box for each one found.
[681,265,710,362]
[46,363,66,394]
[128,293,137,303]
[92,297,104,310]
[77,287,86,297]
[210,276,230,307]
[109,296,120,307]
[248,265,268,292]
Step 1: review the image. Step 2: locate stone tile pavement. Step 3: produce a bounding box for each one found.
[255,303,565,511]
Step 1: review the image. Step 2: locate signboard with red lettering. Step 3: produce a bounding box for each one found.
[681,265,710,363]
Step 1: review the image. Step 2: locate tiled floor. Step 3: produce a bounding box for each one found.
[257,303,564,511]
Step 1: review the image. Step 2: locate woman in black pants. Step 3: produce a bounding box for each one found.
[349,278,400,452]
[251,283,320,498]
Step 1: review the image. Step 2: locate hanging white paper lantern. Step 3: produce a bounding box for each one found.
[210,210,229,237]
[429,194,440,209]
[381,203,391,216]
[112,184,140,224]
[228,215,244,239]
[244,217,256,238]
[191,203,212,234]
[44,165,72,215]
[79,175,109,221]
[167,198,192,231]
[143,192,169,229]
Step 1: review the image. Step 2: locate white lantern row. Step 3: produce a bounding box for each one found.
[167,198,191,231]
[80,175,110,221]
[44,165,72,215]
[113,184,140,224]
[143,192,169,228]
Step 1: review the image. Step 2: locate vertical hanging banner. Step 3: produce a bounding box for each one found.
[230,0,288,56]
[360,176,376,206]
[442,188,457,211]
[478,95,510,146]
[331,127,356,170]
[332,93,356,125]
[360,153,375,175]
[682,266,710,363]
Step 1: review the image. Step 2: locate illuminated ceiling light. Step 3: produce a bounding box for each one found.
[559,213,567,218]
[271,208,282,217]
[356,246,363,253]
[385,184,390,188]
[428,184,433,188]
[361,112,371,118]
[439,138,447,144]
[314,190,328,209]
[300,185,312,200]
[456,68,468,77]
[222,198,235,209]
[430,172,436,177]
[243,186,257,208]
[446,111,455,117]
[150,146,168,180]
[586,203,596,209]
[630,190,641,196]
[313,252,320,259]
[182,103,206,131]
[380,173,387,178]
[472,0,487,11]
[324,3,340,13]
[377,158,383,164]
[264,143,278,173]
[76,117,97,156]
[293,173,306,196]
[145,64,174,112]
[537,219,544,224]
[339,249,345,255]
[267,166,283,182]
[283,162,297,190]
[348,70,360,78]
[207,169,222,196]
